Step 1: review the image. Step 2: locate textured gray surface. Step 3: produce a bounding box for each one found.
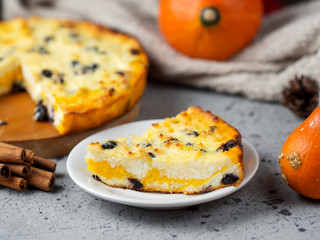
[1,82,319,240]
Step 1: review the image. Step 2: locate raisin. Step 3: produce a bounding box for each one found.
[39,46,49,54]
[91,63,98,70]
[71,60,79,67]
[209,126,217,132]
[42,69,52,78]
[148,152,155,158]
[200,149,207,152]
[142,143,152,148]
[128,178,143,189]
[108,88,115,97]
[221,174,239,185]
[82,63,99,74]
[93,174,101,181]
[130,48,140,55]
[101,141,117,149]
[116,71,125,76]
[186,143,193,146]
[82,67,88,74]
[57,73,64,84]
[216,140,237,152]
[0,120,7,126]
[44,36,54,42]
[11,82,25,93]
[187,131,199,137]
[164,138,178,143]
[33,101,49,121]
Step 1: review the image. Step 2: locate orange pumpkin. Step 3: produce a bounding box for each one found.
[279,106,320,199]
[158,0,263,60]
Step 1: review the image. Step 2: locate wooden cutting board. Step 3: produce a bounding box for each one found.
[0,92,139,158]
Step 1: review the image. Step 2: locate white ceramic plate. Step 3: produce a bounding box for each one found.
[67,119,259,210]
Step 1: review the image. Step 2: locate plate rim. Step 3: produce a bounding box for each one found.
[67,119,259,209]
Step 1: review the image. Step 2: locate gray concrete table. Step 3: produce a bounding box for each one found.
[1,82,319,240]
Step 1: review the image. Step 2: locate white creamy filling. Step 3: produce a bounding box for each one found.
[21,63,43,101]
[86,149,235,181]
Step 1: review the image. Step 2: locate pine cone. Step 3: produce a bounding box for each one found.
[282,75,319,118]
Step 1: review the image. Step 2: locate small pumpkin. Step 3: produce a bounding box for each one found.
[158,0,263,60]
[279,106,320,199]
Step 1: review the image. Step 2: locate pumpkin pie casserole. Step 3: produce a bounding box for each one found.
[0,17,148,134]
[85,107,244,194]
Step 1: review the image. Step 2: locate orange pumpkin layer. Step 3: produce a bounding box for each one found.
[87,159,231,193]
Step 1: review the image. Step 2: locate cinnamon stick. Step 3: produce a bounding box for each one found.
[25,170,55,192]
[24,150,35,165]
[0,176,27,192]
[29,167,54,179]
[0,142,57,192]
[6,164,29,177]
[33,156,56,172]
[0,146,26,164]
[0,163,11,180]
[0,142,19,149]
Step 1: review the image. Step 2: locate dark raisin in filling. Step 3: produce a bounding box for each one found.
[128,178,143,189]
[91,63,98,70]
[164,138,179,143]
[44,36,54,42]
[186,143,193,146]
[42,69,53,78]
[39,46,49,54]
[130,48,140,55]
[217,139,237,152]
[82,63,99,74]
[200,149,207,152]
[101,141,117,149]
[93,174,101,181]
[187,131,199,137]
[221,174,239,185]
[11,82,25,93]
[142,143,152,148]
[116,71,125,76]
[148,152,155,158]
[108,88,115,97]
[57,73,64,84]
[33,101,49,121]
[209,126,217,132]
[71,60,79,67]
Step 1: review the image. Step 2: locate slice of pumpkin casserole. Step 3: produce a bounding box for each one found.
[85,106,243,194]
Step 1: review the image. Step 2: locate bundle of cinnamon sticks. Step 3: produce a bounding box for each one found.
[0,142,56,192]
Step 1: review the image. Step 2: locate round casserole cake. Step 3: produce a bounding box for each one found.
[0,17,148,135]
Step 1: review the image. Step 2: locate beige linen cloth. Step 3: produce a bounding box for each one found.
[3,0,320,102]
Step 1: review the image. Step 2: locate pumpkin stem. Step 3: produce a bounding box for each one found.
[200,7,220,27]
